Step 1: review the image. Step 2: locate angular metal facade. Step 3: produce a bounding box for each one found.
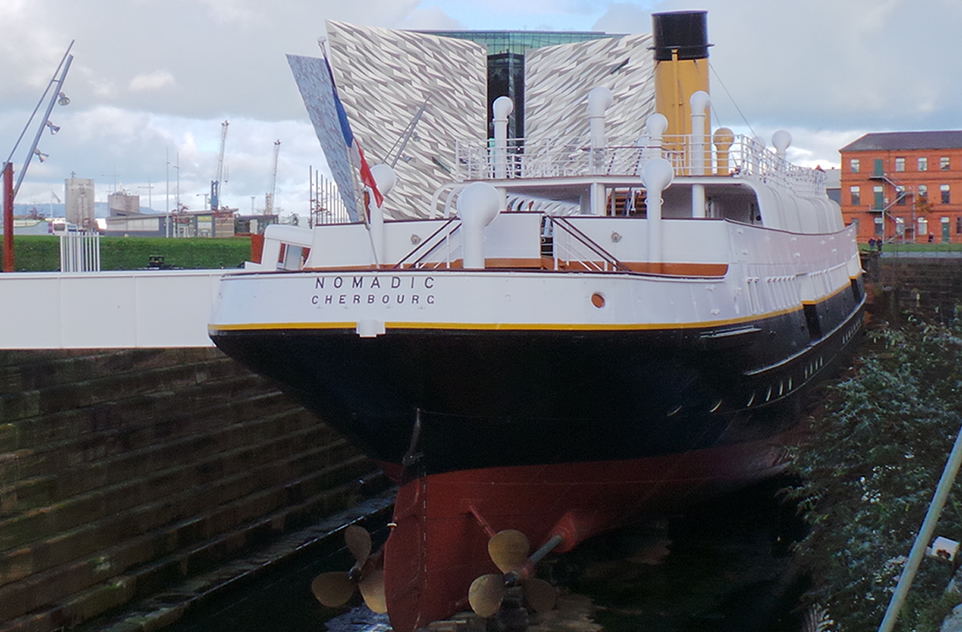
[525,33,656,145]
[325,21,487,220]
[319,25,657,219]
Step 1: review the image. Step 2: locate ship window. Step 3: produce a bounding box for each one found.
[942,184,951,204]
[850,186,860,206]
[919,157,928,171]
[895,157,905,172]
[850,158,860,173]
[942,156,951,171]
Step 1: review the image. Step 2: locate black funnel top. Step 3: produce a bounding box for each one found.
[651,11,710,61]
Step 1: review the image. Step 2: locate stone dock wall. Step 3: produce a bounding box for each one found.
[862,253,962,320]
[0,349,386,632]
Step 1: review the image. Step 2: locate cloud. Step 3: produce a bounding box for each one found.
[130,70,176,92]
[400,6,464,29]
[6,0,962,221]
[592,2,653,33]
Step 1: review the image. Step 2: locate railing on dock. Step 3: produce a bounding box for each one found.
[59,230,101,272]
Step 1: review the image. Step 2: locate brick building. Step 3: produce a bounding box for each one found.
[839,131,962,244]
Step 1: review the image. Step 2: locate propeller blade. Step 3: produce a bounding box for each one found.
[311,572,355,608]
[344,525,372,564]
[469,573,507,618]
[358,567,387,613]
[488,529,530,573]
[522,577,557,613]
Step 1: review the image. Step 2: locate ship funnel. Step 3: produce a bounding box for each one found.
[367,164,397,266]
[458,182,501,269]
[651,11,711,139]
[492,97,513,178]
[772,130,792,161]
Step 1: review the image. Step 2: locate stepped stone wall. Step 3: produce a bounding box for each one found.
[0,348,385,632]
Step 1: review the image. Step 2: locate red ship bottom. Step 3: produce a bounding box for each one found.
[380,434,792,631]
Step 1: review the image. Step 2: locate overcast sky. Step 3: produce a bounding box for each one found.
[2,0,959,216]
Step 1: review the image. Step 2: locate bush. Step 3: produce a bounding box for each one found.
[0,236,253,271]
[789,317,962,631]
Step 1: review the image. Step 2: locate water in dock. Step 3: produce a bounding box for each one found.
[159,476,806,632]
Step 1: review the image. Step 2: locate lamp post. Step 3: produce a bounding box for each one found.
[3,162,13,272]
[2,41,73,272]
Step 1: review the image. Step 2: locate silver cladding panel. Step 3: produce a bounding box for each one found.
[287,54,360,221]
[525,34,656,146]
[325,21,487,220]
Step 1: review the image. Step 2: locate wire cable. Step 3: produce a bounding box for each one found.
[709,61,756,138]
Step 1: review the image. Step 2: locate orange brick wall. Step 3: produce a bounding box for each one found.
[840,147,962,243]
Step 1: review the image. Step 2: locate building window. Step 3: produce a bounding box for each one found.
[919,217,928,237]
[942,184,951,204]
[874,185,884,209]
[895,217,905,236]
[850,158,860,173]
[874,216,884,236]
[957,217,961,234]
[919,157,928,171]
[896,185,906,205]
[942,156,951,171]
[850,186,860,206]
[895,157,905,172]
[919,184,928,201]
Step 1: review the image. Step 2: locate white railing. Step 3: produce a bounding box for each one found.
[548,216,627,272]
[455,133,827,198]
[59,231,101,272]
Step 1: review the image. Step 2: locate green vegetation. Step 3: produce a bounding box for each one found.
[789,315,962,631]
[0,236,253,271]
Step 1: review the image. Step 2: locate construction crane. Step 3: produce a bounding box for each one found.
[210,120,228,211]
[265,139,280,216]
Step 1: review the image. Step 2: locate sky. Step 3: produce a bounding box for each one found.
[2,0,960,218]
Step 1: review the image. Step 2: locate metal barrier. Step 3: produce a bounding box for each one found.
[59,231,101,272]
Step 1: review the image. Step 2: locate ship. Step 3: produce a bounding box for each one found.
[208,11,865,631]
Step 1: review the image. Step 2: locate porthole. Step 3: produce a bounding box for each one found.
[591,292,606,308]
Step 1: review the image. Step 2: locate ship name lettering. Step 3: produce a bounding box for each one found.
[316,275,434,290]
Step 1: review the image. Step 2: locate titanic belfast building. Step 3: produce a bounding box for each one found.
[312,22,656,219]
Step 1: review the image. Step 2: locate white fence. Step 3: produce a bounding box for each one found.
[0,269,236,348]
[59,231,101,272]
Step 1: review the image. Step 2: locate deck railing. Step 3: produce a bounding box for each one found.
[455,133,826,198]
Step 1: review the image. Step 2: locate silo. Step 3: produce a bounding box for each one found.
[64,177,95,229]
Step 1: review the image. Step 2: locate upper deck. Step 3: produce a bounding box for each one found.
[455,132,828,200]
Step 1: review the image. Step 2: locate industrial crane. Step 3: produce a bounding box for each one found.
[265,139,280,215]
[210,120,228,211]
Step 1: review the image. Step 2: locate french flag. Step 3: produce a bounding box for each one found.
[323,59,384,212]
